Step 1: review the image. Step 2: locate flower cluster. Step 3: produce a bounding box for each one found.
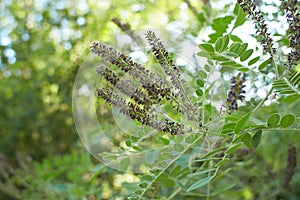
[282,0,300,69]
[226,73,246,113]
[237,0,276,57]
[145,31,199,121]
[91,31,200,135]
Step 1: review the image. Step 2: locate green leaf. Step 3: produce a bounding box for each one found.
[161,152,174,159]
[197,13,205,21]
[170,165,182,177]
[248,56,260,66]
[128,195,138,200]
[158,136,170,145]
[215,37,224,52]
[277,94,299,103]
[267,113,280,127]
[252,130,262,148]
[210,54,229,61]
[204,64,211,72]
[178,167,190,180]
[198,70,207,78]
[139,183,148,188]
[237,66,249,72]
[221,35,230,51]
[187,176,212,192]
[131,136,138,142]
[229,42,241,53]
[273,72,300,97]
[224,52,239,58]
[221,61,238,67]
[197,51,211,58]
[132,146,143,152]
[125,140,132,147]
[221,122,236,134]
[225,143,242,154]
[196,79,204,87]
[233,4,247,29]
[280,114,296,128]
[200,146,228,159]
[236,43,248,56]
[89,165,106,182]
[258,59,270,71]
[199,43,214,52]
[174,143,184,152]
[230,35,242,42]
[233,3,239,15]
[157,173,175,187]
[150,168,161,175]
[120,157,130,171]
[234,111,252,134]
[240,133,252,148]
[211,16,234,36]
[187,169,216,177]
[140,175,154,182]
[215,158,230,167]
[134,189,143,195]
[194,157,222,162]
[196,89,203,96]
[240,49,253,62]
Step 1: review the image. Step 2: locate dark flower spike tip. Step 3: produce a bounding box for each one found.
[237,0,276,57]
[281,0,300,69]
[226,73,246,114]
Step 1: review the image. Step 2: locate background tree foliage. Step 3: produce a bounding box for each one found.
[0,0,299,199]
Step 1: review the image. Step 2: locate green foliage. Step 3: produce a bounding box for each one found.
[1,152,105,199]
[273,71,300,100]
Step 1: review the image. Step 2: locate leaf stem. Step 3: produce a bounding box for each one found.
[138,132,206,200]
[252,88,273,114]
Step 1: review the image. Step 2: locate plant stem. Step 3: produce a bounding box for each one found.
[252,88,273,114]
[138,132,206,200]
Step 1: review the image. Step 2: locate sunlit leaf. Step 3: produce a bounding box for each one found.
[252,130,262,148]
[215,37,224,52]
[248,56,260,66]
[240,133,252,148]
[240,49,253,62]
[225,143,242,154]
[187,176,212,192]
[280,114,296,127]
[267,113,280,127]
[258,59,270,71]
[234,111,252,134]
[198,44,214,52]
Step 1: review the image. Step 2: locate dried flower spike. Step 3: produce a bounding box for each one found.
[145,30,199,122]
[281,0,300,69]
[92,35,195,135]
[237,0,276,57]
[226,73,246,113]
